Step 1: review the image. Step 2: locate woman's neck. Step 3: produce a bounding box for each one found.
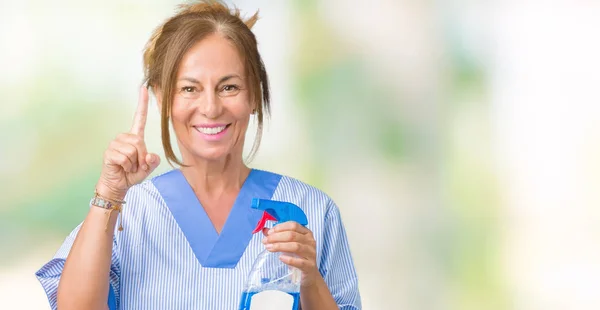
[180,155,251,197]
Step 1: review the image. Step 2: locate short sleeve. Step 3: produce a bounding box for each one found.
[34,223,121,310]
[319,200,362,309]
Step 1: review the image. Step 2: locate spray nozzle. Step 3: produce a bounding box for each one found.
[251,198,308,234]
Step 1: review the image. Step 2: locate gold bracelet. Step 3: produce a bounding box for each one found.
[94,190,126,204]
[90,191,125,232]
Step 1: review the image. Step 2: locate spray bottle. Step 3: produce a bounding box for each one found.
[238,198,308,310]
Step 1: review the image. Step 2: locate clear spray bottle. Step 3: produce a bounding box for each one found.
[238,198,308,310]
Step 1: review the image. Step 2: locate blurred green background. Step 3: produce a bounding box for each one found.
[1,0,600,309]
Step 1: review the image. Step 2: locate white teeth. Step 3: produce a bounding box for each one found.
[195,126,226,135]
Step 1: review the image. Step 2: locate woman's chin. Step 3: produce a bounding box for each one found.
[192,147,233,162]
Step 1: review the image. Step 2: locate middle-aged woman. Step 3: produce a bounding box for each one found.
[35,1,361,309]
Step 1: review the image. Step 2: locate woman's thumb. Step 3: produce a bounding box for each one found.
[145,153,161,171]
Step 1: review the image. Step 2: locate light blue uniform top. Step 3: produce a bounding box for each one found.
[35,169,362,309]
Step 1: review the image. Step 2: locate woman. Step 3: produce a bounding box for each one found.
[35,1,361,309]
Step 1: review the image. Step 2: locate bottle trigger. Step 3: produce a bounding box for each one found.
[252,211,277,234]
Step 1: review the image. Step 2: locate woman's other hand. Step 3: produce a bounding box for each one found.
[96,86,161,200]
[262,222,320,287]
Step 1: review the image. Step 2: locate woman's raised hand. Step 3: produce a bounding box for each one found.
[96,86,161,199]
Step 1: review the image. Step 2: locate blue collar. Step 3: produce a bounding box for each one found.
[152,168,281,268]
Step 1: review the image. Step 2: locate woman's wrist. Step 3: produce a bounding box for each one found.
[95,182,127,202]
[300,274,338,310]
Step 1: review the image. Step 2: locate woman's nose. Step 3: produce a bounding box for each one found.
[198,91,223,119]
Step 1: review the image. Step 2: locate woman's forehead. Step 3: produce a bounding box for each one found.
[177,34,245,80]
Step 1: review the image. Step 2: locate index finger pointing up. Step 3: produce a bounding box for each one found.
[130,86,149,137]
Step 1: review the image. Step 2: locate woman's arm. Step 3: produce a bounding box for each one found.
[264,199,362,310]
[57,87,160,310]
[57,189,122,310]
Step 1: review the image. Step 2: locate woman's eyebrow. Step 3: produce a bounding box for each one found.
[177,75,241,84]
[218,74,242,84]
[178,76,200,84]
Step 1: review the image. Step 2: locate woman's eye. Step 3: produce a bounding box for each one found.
[181,86,196,93]
[222,85,239,92]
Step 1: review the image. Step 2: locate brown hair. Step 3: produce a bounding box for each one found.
[142,0,270,166]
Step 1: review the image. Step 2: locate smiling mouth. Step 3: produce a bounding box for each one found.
[194,124,231,135]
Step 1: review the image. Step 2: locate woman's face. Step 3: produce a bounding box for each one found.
[171,34,253,164]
